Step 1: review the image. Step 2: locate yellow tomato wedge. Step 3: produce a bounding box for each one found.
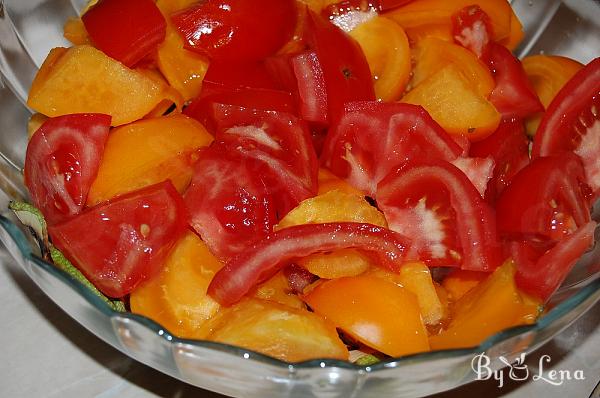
[441,269,488,301]
[402,64,501,140]
[130,232,224,340]
[27,113,48,138]
[207,298,348,362]
[499,10,525,51]
[63,18,90,45]
[368,262,448,326]
[522,55,583,136]
[349,16,411,101]
[28,45,175,126]
[276,190,387,279]
[250,271,306,309]
[304,275,430,357]
[429,261,542,350]
[87,114,213,205]
[404,23,453,45]
[412,37,495,98]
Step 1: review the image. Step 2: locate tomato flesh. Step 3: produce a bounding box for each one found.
[24,114,111,225]
[496,153,592,242]
[172,0,296,61]
[82,0,166,67]
[322,101,463,195]
[49,181,188,298]
[451,5,492,59]
[376,160,502,271]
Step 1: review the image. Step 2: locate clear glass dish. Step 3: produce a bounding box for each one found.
[0,0,599,397]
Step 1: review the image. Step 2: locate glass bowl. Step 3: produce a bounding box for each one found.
[0,0,599,397]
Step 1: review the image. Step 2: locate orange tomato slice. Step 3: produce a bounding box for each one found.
[522,55,583,136]
[304,275,430,357]
[412,37,495,98]
[208,298,348,362]
[87,114,213,205]
[441,269,488,301]
[349,16,411,101]
[429,261,541,350]
[130,232,224,340]
[402,64,501,140]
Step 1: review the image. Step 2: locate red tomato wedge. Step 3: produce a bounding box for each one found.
[183,82,296,134]
[49,181,188,298]
[25,114,111,225]
[484,42,544,119]
[470,118,530,201]
[532,57,600,195]
[203,60,281,90]
[450,156,495,198]
[321,101,463,196]
[510,221,596,302]
[210,105,318,212]
[82,0,166,67]
[496,153,592,242]
[172,0,296,61]
[184,146,277,260]
[305,10,375,123]
[207,222,412,306]
[376,160,502,271]
[451,5,492,59]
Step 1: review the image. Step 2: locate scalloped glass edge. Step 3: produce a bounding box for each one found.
[1,213,599,372]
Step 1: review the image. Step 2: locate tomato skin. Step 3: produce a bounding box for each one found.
[495,153,592,242]
[322,101,463,195]
[49,181,188,298]
[484,42,544,119]
[469,118,530,201]
[510,221,596,302]
[208,222,412,306]
[183,82,296,134]
[172,0,296,61]
[305,10,375,123]
[82,0,166,67]
[376,160,502,271]
[24,113,111,225]
[532,57,600,195]
[203,60,280,90]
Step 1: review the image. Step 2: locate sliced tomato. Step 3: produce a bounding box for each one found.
[292,51,329,125]
[24,114,111,225]
[207,222,412,306]
[184,146,277,260]
[82,0,166,67]
[172,0,296,61]
[183,82,296,133]
[321,101,463,195]
[305,10,375,123]
[451,4,492,59]
[470,118,530,201]
[496,153,592,242]
[376,160,502,271]
[484,42,544,119]
[377,0,414,11]
[203,59,280,89]
[510,221,596,302]
[210,105,318,210]
[532,57,600,196]
[450,156,495,198]
[49,181,188,298]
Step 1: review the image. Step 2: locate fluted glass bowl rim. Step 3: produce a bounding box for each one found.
[1,212,599,371]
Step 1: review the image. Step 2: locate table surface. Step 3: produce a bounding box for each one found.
[1,248,599,398]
